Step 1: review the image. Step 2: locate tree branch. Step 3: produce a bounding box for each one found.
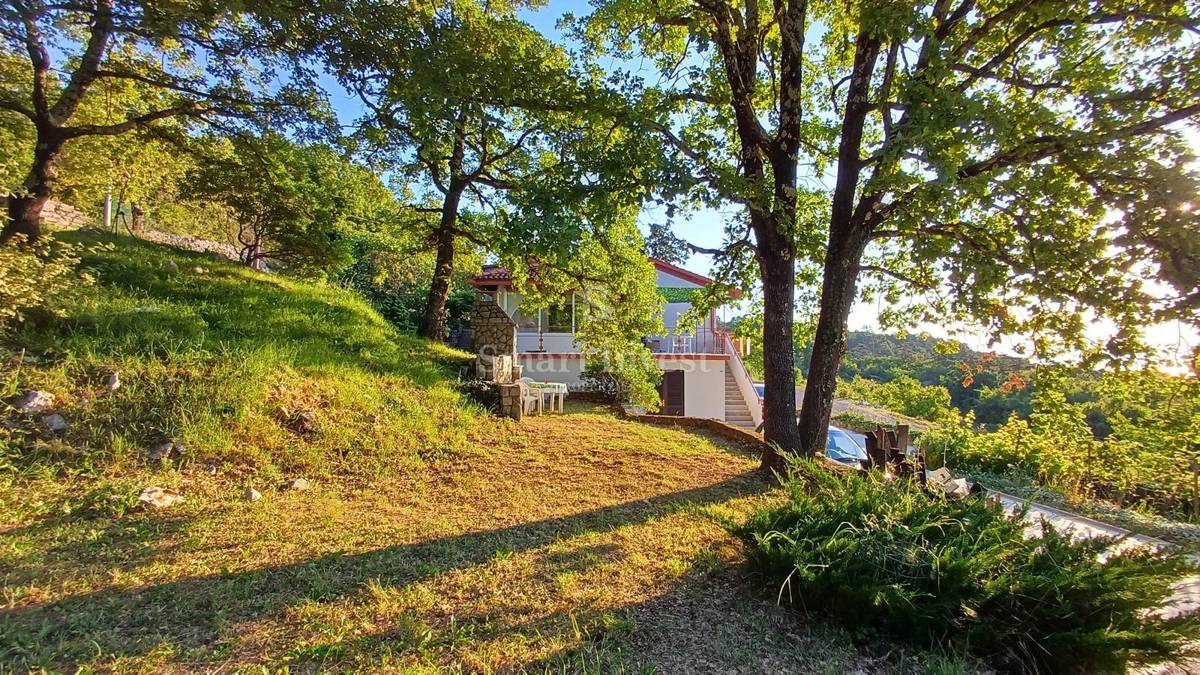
[857,264,933,290]
[48,0,114,125]
[61,103,205,137]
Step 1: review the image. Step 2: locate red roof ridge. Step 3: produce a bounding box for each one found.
[648,257,716,286]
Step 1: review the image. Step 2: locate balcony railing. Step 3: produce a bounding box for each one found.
[515,328,728,354]
[643,328,724,354]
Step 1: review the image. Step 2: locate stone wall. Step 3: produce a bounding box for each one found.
[469,294,516,357]
[478,354,514,383]
[1,198,93,230]
[498,383,524,421]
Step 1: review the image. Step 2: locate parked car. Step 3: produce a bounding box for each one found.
[826,426,868,465]
[751,383,867,465]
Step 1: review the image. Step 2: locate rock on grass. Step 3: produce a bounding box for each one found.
[11,390,54,413]
[138,487,185,509]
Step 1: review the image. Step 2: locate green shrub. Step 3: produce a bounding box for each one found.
[735,460,1199,673]
[923,369,1200,519]
[0,235,95,326]
[838,375,955,423]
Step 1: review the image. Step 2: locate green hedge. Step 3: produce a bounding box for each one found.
[656,286,698,303]
[734,461,1199,672]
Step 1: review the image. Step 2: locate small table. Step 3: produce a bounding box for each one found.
[528,382,568,413]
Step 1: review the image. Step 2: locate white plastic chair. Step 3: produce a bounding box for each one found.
[518,379,543,415]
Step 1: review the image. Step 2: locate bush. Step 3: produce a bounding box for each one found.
[0,235,95,326]
[924,369,1200,519]
[838,375,954,422]
[735,460,1199,672]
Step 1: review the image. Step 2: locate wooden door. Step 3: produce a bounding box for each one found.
[659,370,685,416]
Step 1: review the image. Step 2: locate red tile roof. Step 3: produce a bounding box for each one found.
[470,265,513,286]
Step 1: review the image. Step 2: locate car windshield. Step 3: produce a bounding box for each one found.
[826,428,867,461]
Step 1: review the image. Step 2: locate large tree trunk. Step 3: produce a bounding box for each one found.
[419,183,465,341]
[2,130,66,243]
[758,233,802,471]
[795,32,881,456]
[796,233,868,455]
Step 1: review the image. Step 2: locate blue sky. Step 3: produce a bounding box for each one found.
[321,0,1196,367]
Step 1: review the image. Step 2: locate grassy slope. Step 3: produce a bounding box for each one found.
[1,234,946,673]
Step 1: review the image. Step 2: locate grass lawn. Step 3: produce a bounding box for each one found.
[1,233,955,672]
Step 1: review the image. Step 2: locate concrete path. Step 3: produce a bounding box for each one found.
[993,490,1200,623]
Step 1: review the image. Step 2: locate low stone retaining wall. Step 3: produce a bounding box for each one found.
[619,405,765,447]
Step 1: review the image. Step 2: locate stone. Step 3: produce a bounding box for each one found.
[469,295,517,357]
[147,438,185,466]
[944,477,972,499]
[926,467,954,487]
[12,390,54,412]
[163,260,179,273]
[139,486,185,509]
[244,488,262,501]
[284,477,311,491]
[192,266,207,274]
[285,410,317,435]
[498,383,524,421]
[105,371,121,392]
[42,413,68,433]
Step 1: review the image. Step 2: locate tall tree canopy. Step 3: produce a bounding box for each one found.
[319,0,601,340]
[315,0,668,401]
[184,132,399,275]
[0,0,323,242]
[574,0,1200,466]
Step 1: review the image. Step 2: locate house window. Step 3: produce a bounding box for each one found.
[544,303,572,333]
[512,306,539,331]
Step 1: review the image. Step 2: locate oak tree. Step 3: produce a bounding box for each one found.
[319,0,595,340]
[0,0,320,242]
[575,0,1200,467]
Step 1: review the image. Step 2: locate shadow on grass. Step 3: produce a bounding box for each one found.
[277,536,860,673]
[0,472,767,670]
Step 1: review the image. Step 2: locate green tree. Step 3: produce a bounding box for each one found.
[320,0,600,340]
[0,0,322,242]
[185,133,397,275]
[573,0,1200,467]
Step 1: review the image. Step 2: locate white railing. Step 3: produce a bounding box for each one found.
[517,328,727,355]
[722,331,763,429]
[644,327,724,354]
[516,332,576,352]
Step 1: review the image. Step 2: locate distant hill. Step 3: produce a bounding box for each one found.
[843,331,1032,377]
[796,331,1035,428]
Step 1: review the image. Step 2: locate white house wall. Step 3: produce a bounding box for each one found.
[516,332,576,353]
[655,268,702,288]
[661,302,692,330]
[516,354,728,421]
[518,355,585,384]
[658,358,726,419]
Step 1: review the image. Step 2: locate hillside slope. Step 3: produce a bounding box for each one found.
[2,231,479,481]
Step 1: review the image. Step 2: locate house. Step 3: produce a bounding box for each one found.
[467,257,762,430]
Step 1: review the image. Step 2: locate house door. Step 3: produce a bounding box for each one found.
[659,370,685,416]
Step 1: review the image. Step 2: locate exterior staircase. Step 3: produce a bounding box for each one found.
[724,370,756,430]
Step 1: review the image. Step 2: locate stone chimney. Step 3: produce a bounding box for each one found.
[469,292,516,357]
